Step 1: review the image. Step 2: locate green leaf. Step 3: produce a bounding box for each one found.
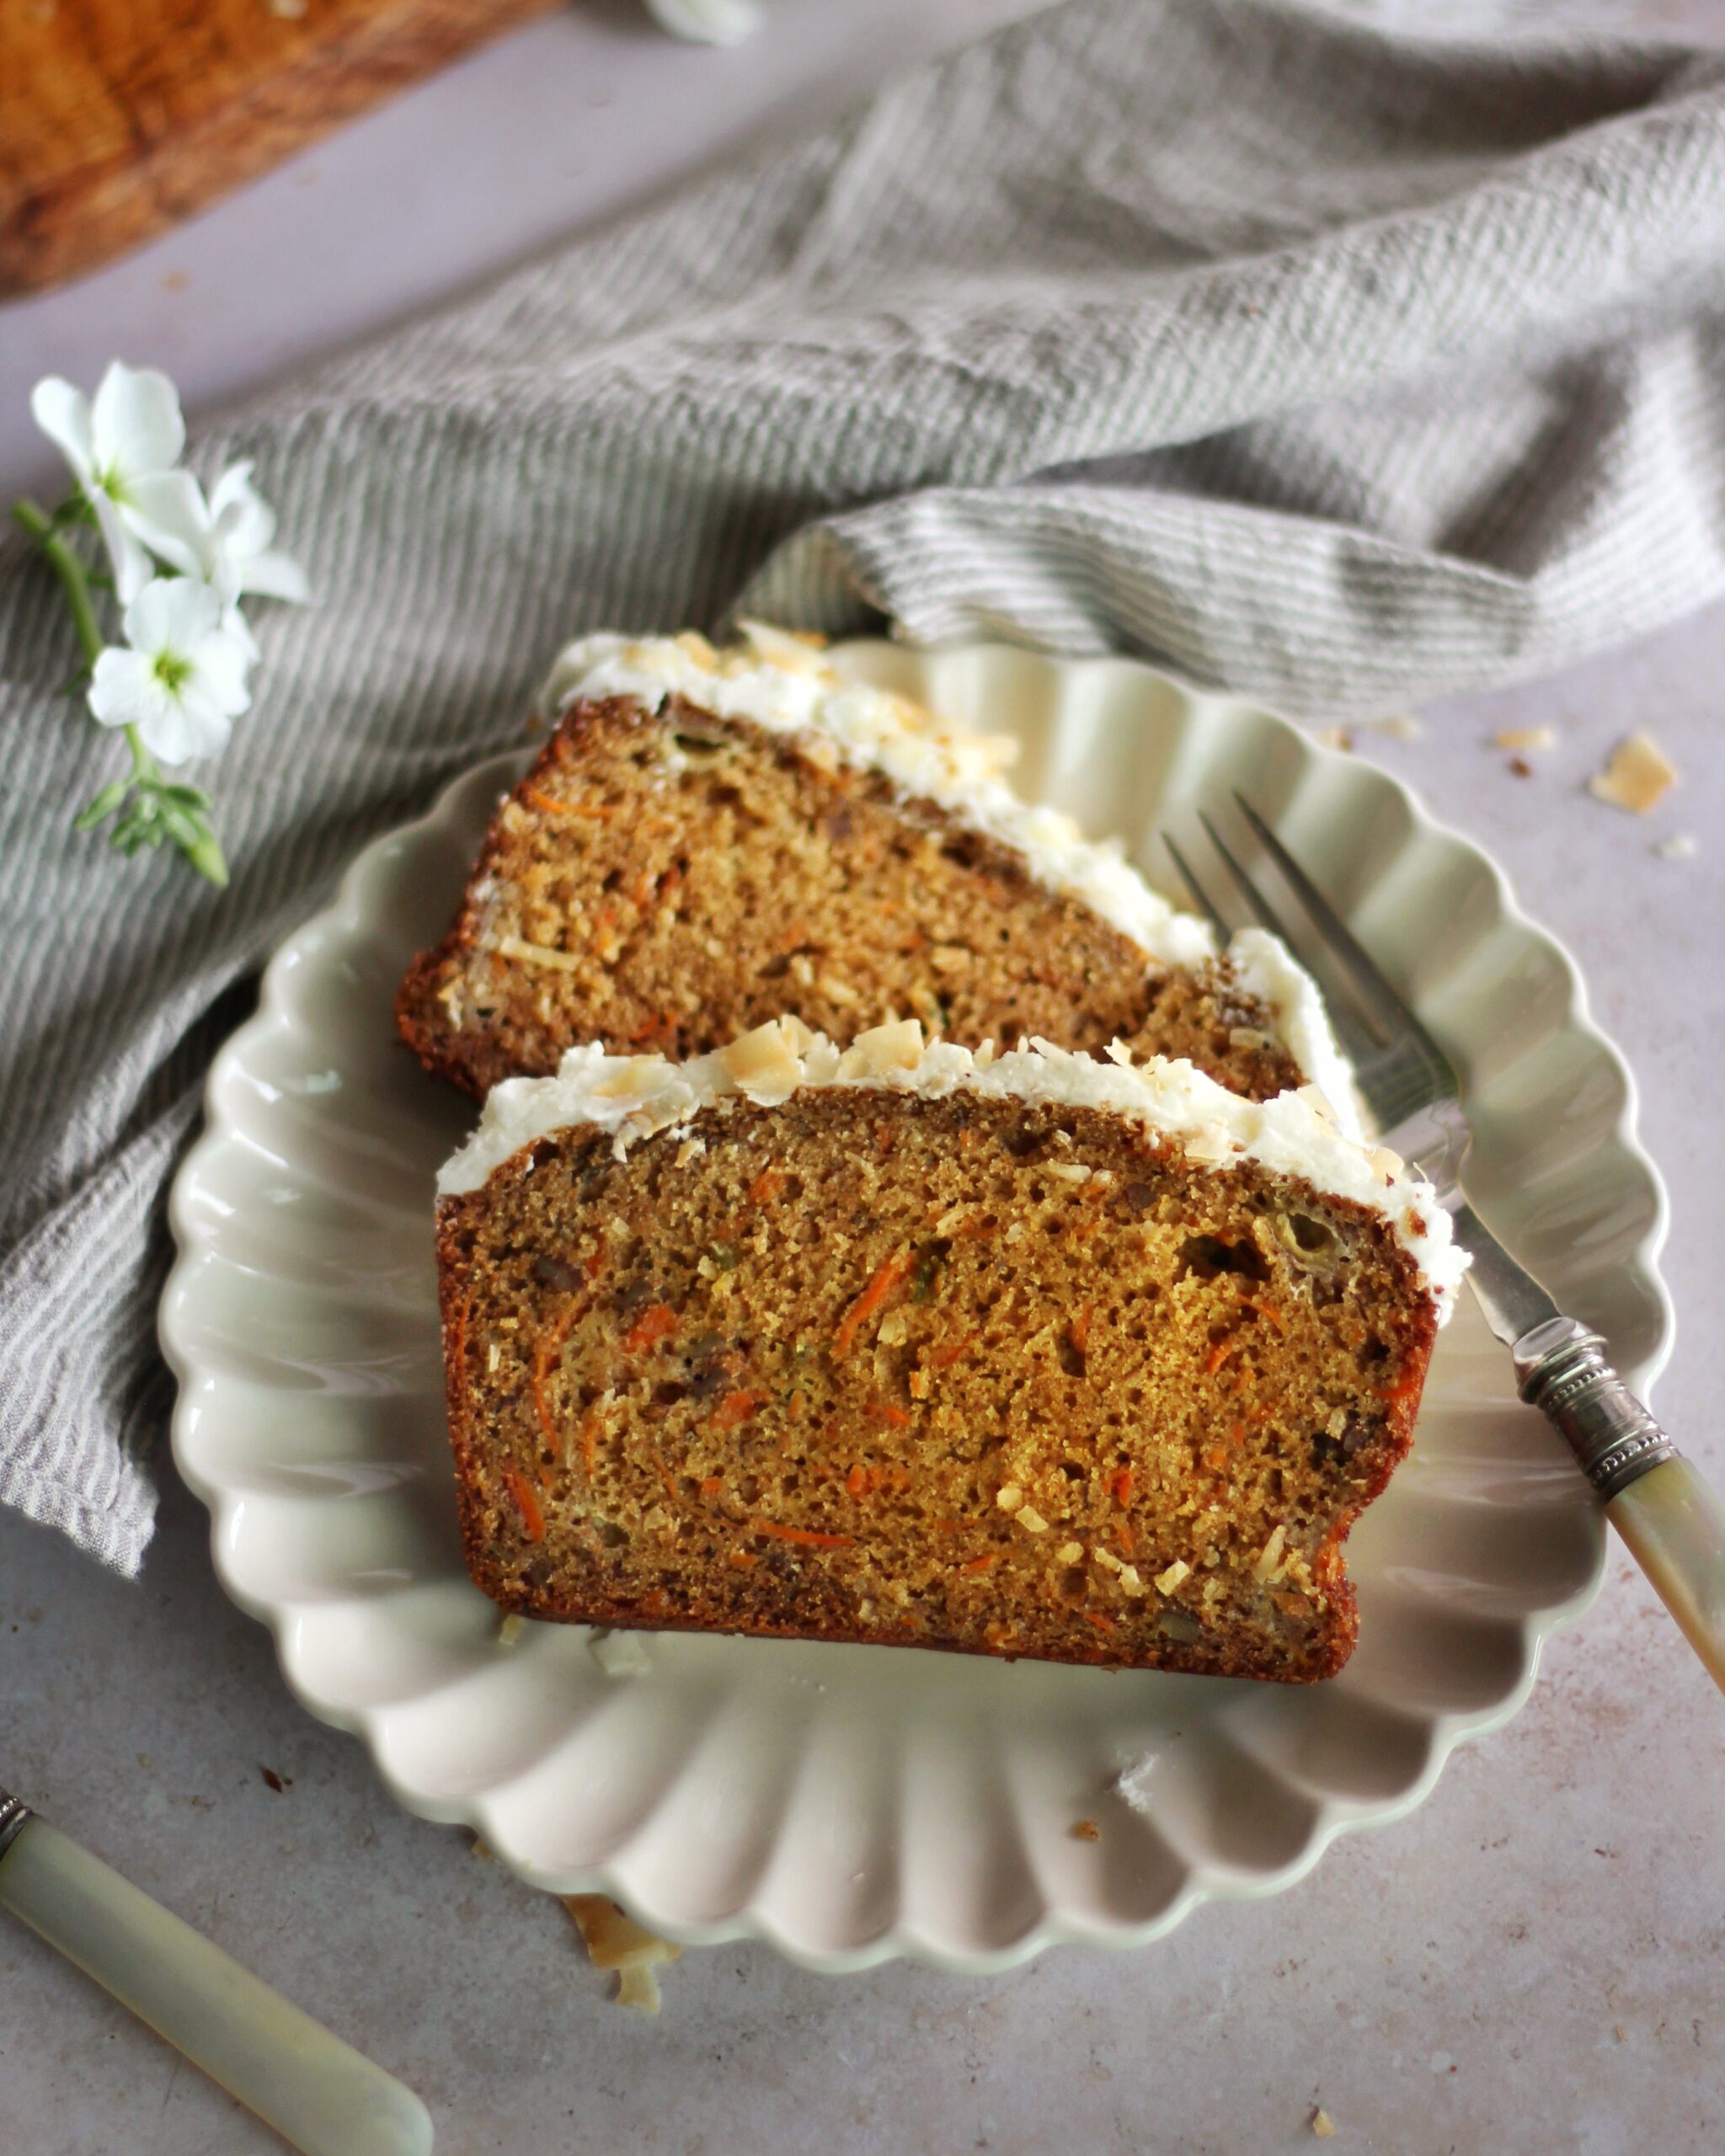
[74,778,131,832]
[157,782,213,811]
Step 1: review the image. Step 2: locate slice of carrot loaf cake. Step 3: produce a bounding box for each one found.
[434,1018,1465,1680]
[398,626,1353,1119]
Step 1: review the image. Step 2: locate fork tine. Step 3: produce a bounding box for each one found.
[1160,831,1231,939]
[1231,794,1450,1068]
[1199,809,1394,1059]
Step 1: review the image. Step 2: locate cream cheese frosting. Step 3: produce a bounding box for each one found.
[438,1017,1467,1320]
[536,627,1359,1129]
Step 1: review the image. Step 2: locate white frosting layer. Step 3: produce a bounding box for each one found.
[439,1018,1467,1320]
[537,627,1358,1128]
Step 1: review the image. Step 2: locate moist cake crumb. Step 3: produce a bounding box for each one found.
[435,1032,1450,1681]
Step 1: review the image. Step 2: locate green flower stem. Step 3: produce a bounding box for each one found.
[12,494,229,889]
[13,497,103,664]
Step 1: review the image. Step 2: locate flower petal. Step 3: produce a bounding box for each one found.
[91,362,185,477]
[209,461,275,552]
[122,470,214,579]
[125,575,222,654]
[155,678,236,764]
[93,493,157,606]
[191,633,254,718]
[88,648,161,730]
[137,694,230,771]
[645,0,763,43]
[223,603,261,666]
[237,546,312,604]
[29,377,95,480]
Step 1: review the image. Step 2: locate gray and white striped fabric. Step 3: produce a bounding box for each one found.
[4,0,1725,1571]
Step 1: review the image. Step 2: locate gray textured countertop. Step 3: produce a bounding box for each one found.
[3,8,1724,2151]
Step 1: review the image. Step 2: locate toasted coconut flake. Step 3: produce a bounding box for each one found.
[1493,724,1555,751]
[495,934,584,974]
[1252,1524,1288,1583]
[1057,1540,1084,1564]
[1155,1558,1191,1594]
[1589,733,1677,814]
[719,1018,804,1092]
[1017,1505,1049,1534]
[996,1483,1025,1513]
[839,1018,927,1077]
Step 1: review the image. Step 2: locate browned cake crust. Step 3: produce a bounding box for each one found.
[398,694,1301,1102]
[436,1089,1437,1681]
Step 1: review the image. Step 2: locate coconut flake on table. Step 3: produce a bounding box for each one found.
[1589,732,1678,814]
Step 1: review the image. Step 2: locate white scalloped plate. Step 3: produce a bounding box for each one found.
[162,642,1670,1972]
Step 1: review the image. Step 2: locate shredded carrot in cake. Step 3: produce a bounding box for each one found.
[869,1396,911,1428]
[505,1468,546,1542]
[834,1249,914,1358]
[748,1169,789,1205]
[699,1475,724,1497]
[846,1463,871,1499]
[1108,1466,1135,1508]
[531,1300,585,1449]
[1068,1307,1092,1354]
[524,787,615,822]
[928,1332,976,1370]
[1239,1297,1283,1329]
[578,1408,603,1481]
[959,1551,999,1573]
[1204,1338,1236,1375]
[712,1389,766,1429]
[622,1303,678,1353]
[749,1522,854,1549]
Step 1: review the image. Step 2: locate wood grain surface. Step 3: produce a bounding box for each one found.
[0,0,563,296]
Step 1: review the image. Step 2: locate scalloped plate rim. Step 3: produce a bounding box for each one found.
[161,638,1671,1975]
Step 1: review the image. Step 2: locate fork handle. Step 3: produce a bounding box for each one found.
[1515,1317,1725,1695]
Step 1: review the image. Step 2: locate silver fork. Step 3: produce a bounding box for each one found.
[1165,793,1725,1695]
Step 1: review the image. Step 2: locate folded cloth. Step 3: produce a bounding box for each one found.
[3,0,1723,1571]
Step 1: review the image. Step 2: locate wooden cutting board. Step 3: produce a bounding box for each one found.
[0,0,563,296]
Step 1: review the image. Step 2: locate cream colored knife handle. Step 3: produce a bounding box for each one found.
[1607,1457,1725,1695]
[1514,1315,1725,1696]
[0,1815,432,2156]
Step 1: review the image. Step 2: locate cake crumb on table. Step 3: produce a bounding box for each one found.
[1311,2107,1336,2137]
[1656,833,1696,862]
[1589,732,1678,814]
[563,1895,682,2014]
[1493,724,1555,751]
[1071,1818,1101,1841]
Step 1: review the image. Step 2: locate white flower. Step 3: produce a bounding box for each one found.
[645,0,763,45]
[30,363,206,604]
[88,579,252,766]
[144,459,311,662]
